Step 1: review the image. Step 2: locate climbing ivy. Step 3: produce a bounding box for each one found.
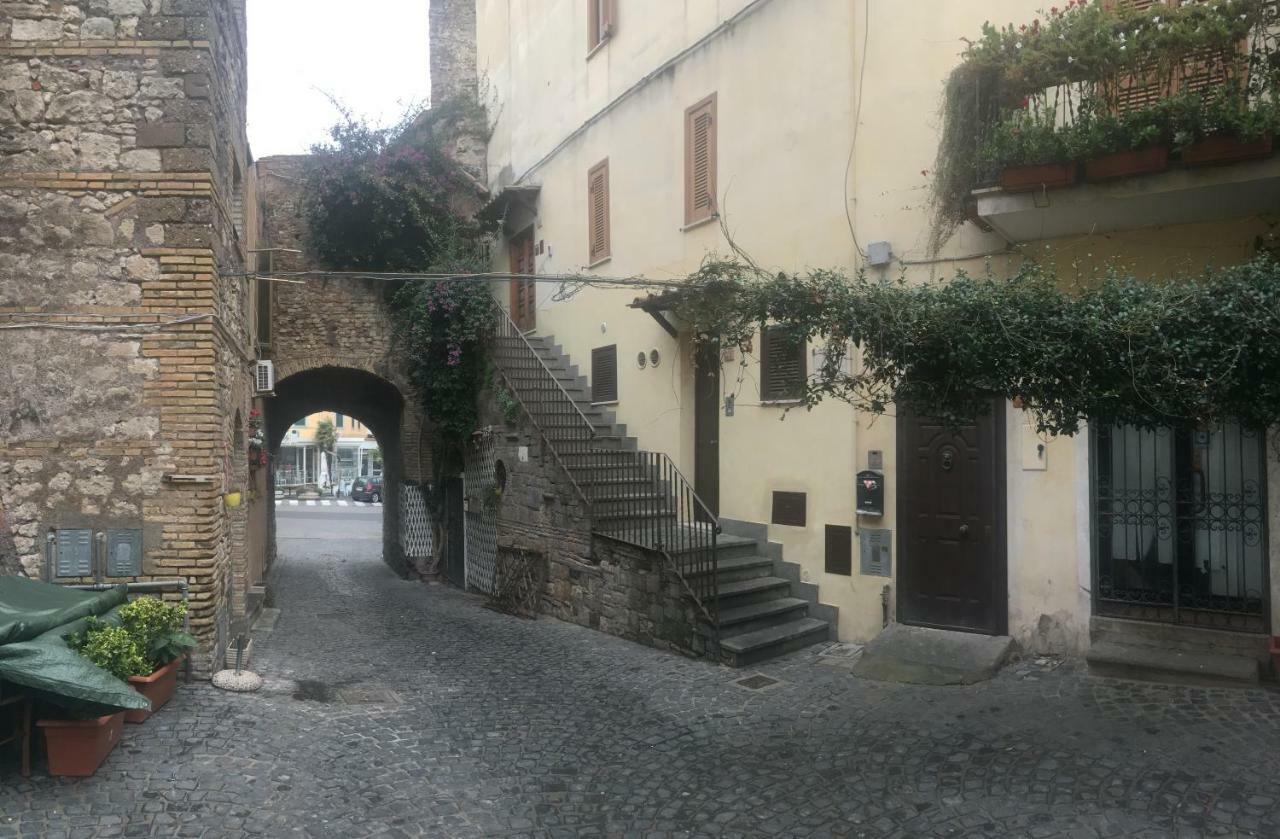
[303,101,497,472]
[672,255,1280,435]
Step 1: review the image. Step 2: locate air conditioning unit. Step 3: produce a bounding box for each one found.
[254,360,275,394]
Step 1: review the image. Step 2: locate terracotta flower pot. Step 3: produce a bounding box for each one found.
[999,162,1077,193]
[38,711,124,777]
[1182,133,1274,168]
[1084,146,1169,182]
[125,656,184,724]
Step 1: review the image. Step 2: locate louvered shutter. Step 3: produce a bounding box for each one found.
[684,95,717,226]
[1102,0,1243,114]
[760,325,805,401]
[588,160,610,264]
[591,344,618,403]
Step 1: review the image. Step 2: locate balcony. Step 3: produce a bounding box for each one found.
[933,0,1280,245]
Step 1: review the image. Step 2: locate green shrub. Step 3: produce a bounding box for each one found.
[119,596,196,670]
[69,621,149,682]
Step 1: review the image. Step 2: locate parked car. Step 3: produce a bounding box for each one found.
[351,477,383,503]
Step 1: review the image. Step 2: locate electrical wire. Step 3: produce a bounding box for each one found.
[0,314,211,333]
[843,0,872,262]
[237,270,707,291]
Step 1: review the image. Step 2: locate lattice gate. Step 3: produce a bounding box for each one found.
[399,483,434,560]
[463,433,499,594]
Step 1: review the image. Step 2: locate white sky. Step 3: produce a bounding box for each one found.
[247,0,431,158]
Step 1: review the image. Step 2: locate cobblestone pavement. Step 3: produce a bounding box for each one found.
[4,531,1280,838]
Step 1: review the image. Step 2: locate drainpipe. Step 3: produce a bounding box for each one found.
[881,584,891,628]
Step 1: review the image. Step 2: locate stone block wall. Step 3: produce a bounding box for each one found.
[480,394,706,658]
[0,0,259,676]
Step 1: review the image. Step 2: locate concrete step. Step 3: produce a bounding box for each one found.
[710,576,792,609]
[1090,616,1269,663]
[715,597,810,636]
[718,618,830,667]
[1087,639,1260,687]
[851,624,1015,685]
[686,553,774,584]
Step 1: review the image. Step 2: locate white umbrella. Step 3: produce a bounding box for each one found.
[317,448,330,489]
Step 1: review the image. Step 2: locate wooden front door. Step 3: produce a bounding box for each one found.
[694,340,720,517]
[509,228,535,331]
[897,404,1006,634]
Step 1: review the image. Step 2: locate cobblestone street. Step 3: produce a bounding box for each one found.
[4,524,1280,838]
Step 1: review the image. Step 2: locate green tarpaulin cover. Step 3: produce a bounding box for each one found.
[0,577,149,712]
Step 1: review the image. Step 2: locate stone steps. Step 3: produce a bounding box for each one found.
[1087,616,1266,687]
[496,332,833,667]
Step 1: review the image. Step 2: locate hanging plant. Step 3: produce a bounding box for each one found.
[930,0,1279,250]
[670,253,1280,435]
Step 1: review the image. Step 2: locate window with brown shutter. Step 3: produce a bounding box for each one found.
[587,159,610,265]
[760,325,806,402]
[1101,0,1244,114]
[684,94,717,227]
[587,0,617,54]
[591,344,618,403]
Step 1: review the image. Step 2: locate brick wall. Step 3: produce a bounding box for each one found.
[0,0,259,676]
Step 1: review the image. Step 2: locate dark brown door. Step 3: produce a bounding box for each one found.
[509,228,535,331]
[694,340,720,517]
[897,404,1006,634]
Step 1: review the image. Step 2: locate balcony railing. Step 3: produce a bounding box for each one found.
[932,0,1279,245]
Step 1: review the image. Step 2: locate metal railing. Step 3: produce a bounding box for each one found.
[585,449,720,627]
[490,309,597,510]
[489,309,722,631]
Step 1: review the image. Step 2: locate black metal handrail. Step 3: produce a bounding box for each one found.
[490,308,597,510]
[585,449,720,628]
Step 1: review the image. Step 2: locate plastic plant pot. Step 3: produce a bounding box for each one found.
[37,712,124,777]
[125,657,184,724]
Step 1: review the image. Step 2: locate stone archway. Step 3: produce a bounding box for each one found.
[267,365,416,577]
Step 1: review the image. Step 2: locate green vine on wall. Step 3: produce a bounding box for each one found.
[303,100,498,474]
[671,254,1280,436]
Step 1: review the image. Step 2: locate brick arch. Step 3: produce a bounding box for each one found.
[266,364,419,578]
[272,354,413,400]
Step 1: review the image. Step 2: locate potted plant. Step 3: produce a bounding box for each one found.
[117,597,196,723]
[982,109,1077,192]
[39,623,148,776]
[1072,106,1171,183]
[1180,92,1277,167]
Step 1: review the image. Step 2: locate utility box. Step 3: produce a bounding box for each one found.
[856,470,884,517]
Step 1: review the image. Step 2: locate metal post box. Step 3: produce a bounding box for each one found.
[856,470,884,517]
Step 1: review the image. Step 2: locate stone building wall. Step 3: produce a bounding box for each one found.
[254,154,431,578]
[0,0,259,676]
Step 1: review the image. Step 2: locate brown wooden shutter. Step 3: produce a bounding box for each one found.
[760,325,806,401]
[1102,0,1242,114]
[587,159,610,264]
[684,94,717,226]
[588,0,616,52]
[591,344,618,403]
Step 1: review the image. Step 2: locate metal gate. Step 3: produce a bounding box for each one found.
[1092,421,1269,632]
[463,434,498,595]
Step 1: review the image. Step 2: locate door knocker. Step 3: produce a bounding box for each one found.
[940,449,955,471]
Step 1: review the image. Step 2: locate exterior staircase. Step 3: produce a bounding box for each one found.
[491,321,833,665]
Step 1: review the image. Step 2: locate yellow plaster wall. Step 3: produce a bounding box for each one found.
[477,0,1280,651]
